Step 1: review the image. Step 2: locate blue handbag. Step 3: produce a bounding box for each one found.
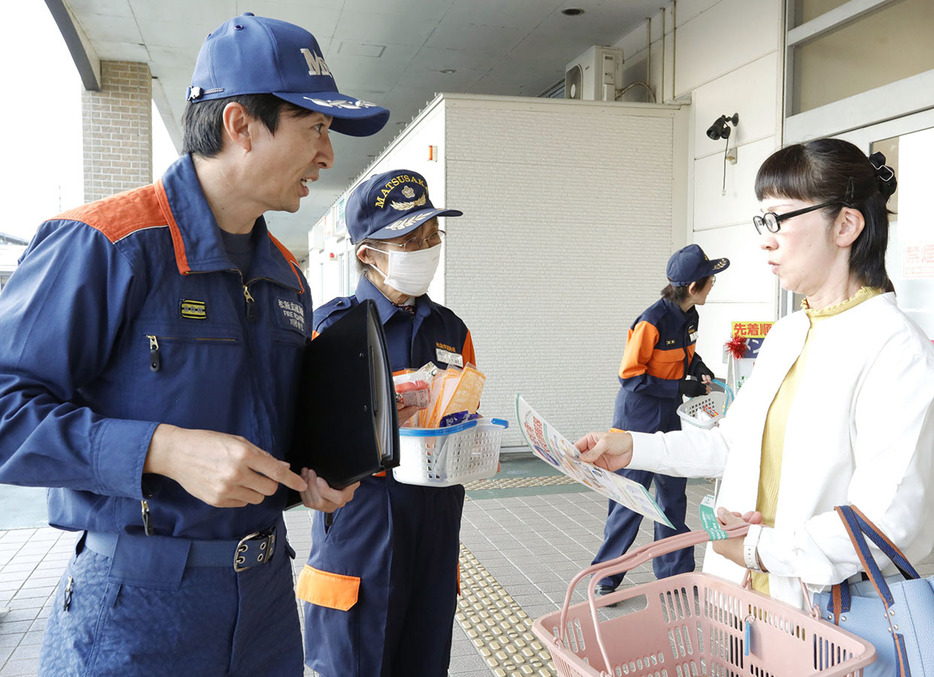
[812,505,934,677]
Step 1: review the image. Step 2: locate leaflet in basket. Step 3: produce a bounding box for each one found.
[516,395,673,528]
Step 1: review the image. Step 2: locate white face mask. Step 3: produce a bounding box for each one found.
[363,244,441,297]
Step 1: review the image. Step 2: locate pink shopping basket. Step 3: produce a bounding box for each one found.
[531,527,876,676]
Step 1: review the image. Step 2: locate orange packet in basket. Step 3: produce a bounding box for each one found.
[393,369,431,409]
[440,364,485,418]
[424,367,462,428]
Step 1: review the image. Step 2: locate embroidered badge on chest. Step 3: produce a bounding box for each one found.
[180,299,207,320]
[277,299,306,334]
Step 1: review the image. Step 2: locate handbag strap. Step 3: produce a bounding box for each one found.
[834,505,916,677]
[846,505,919,579]
[836,505,919,598]
[827,581,851,620]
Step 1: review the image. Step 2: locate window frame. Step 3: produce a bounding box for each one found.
[783,0,934,142]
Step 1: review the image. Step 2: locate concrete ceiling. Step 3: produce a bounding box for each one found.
[54,0,660,257]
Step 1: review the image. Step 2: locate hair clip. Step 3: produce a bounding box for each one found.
[843,177,855,207]
[868,151,897,198]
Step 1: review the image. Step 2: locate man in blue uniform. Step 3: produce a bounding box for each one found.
[591,244,730,594]
[0,14,388,676]
[297,169,474,677]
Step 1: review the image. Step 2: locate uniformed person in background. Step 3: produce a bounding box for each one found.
[590,244,729,595]
[298,169,474,677]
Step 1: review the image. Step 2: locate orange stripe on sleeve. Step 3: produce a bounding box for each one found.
[461,331,476,367]
[619,321,659,380]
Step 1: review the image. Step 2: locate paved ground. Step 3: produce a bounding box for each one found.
[1,456,931,676]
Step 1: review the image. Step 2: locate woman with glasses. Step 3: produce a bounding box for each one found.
[298,169,474,677]
[573,139,934,644]
[590,243,729,598]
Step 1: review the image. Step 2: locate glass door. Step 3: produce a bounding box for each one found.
[836,109,934,339]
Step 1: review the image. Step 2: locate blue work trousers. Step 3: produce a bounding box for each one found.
[39,533,303,676]
[591,468,694,590]
[303,477,464,677]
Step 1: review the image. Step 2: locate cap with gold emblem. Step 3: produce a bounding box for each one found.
[666,244,730,286]
[346,169,462,243]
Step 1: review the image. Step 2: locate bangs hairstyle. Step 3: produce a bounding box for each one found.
[754,138,894,289]
[181,94,316,158]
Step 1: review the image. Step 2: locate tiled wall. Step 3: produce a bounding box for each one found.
[81,61,152,202]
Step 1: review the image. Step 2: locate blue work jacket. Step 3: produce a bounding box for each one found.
[314,276,475,372]
[0,154,312,540]
[613,298,711,432]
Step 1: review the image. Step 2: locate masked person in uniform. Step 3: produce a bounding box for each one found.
[298,169,473,677]
[0,14,388,676]
[590,244,729,595]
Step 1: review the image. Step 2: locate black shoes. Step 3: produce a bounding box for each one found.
[594,584,616,596]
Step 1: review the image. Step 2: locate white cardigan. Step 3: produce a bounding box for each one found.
[630,292,934,608]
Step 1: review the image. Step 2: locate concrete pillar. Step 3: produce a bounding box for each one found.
[81,60,152,202]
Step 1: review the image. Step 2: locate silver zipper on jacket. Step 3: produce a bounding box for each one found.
[147,335,161,372]
[141,499,153,536]
[145,334,237,373]
[243,284,257,322]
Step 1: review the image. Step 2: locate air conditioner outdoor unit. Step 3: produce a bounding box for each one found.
[565,46,623,102]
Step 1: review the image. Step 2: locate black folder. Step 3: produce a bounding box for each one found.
[286,299,399,503]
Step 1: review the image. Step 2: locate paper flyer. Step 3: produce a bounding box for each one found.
[516,395,674,528]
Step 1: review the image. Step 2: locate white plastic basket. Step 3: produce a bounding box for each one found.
[677,390,728,429]
[393,418,508,487]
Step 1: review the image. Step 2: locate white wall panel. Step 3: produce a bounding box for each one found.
[694,223,775,304]
[673,0,723,26]
[693,135,777,230]
[692,54,780,160]
[674,0,781,96]
[441,97,686,446]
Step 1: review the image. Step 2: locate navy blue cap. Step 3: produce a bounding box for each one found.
[188,13,390,137]
[346,170,463,243]
[666,244,730,286]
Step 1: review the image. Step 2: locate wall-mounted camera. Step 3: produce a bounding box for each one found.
[706,113,739,141]
[707,113,739,195]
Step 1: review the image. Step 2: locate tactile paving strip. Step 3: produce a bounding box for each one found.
[463,475,577,491]
[456,545,557,676]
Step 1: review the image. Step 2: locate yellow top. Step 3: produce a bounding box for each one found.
[751,286,883,594]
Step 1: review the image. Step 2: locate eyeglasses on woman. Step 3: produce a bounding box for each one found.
[753,200,840,234]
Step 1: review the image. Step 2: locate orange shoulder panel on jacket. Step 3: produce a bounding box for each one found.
[56,181,192,274]
[619,321,659,380]
[56,183,168,244]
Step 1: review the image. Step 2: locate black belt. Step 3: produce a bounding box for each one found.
[84,526,277,573]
